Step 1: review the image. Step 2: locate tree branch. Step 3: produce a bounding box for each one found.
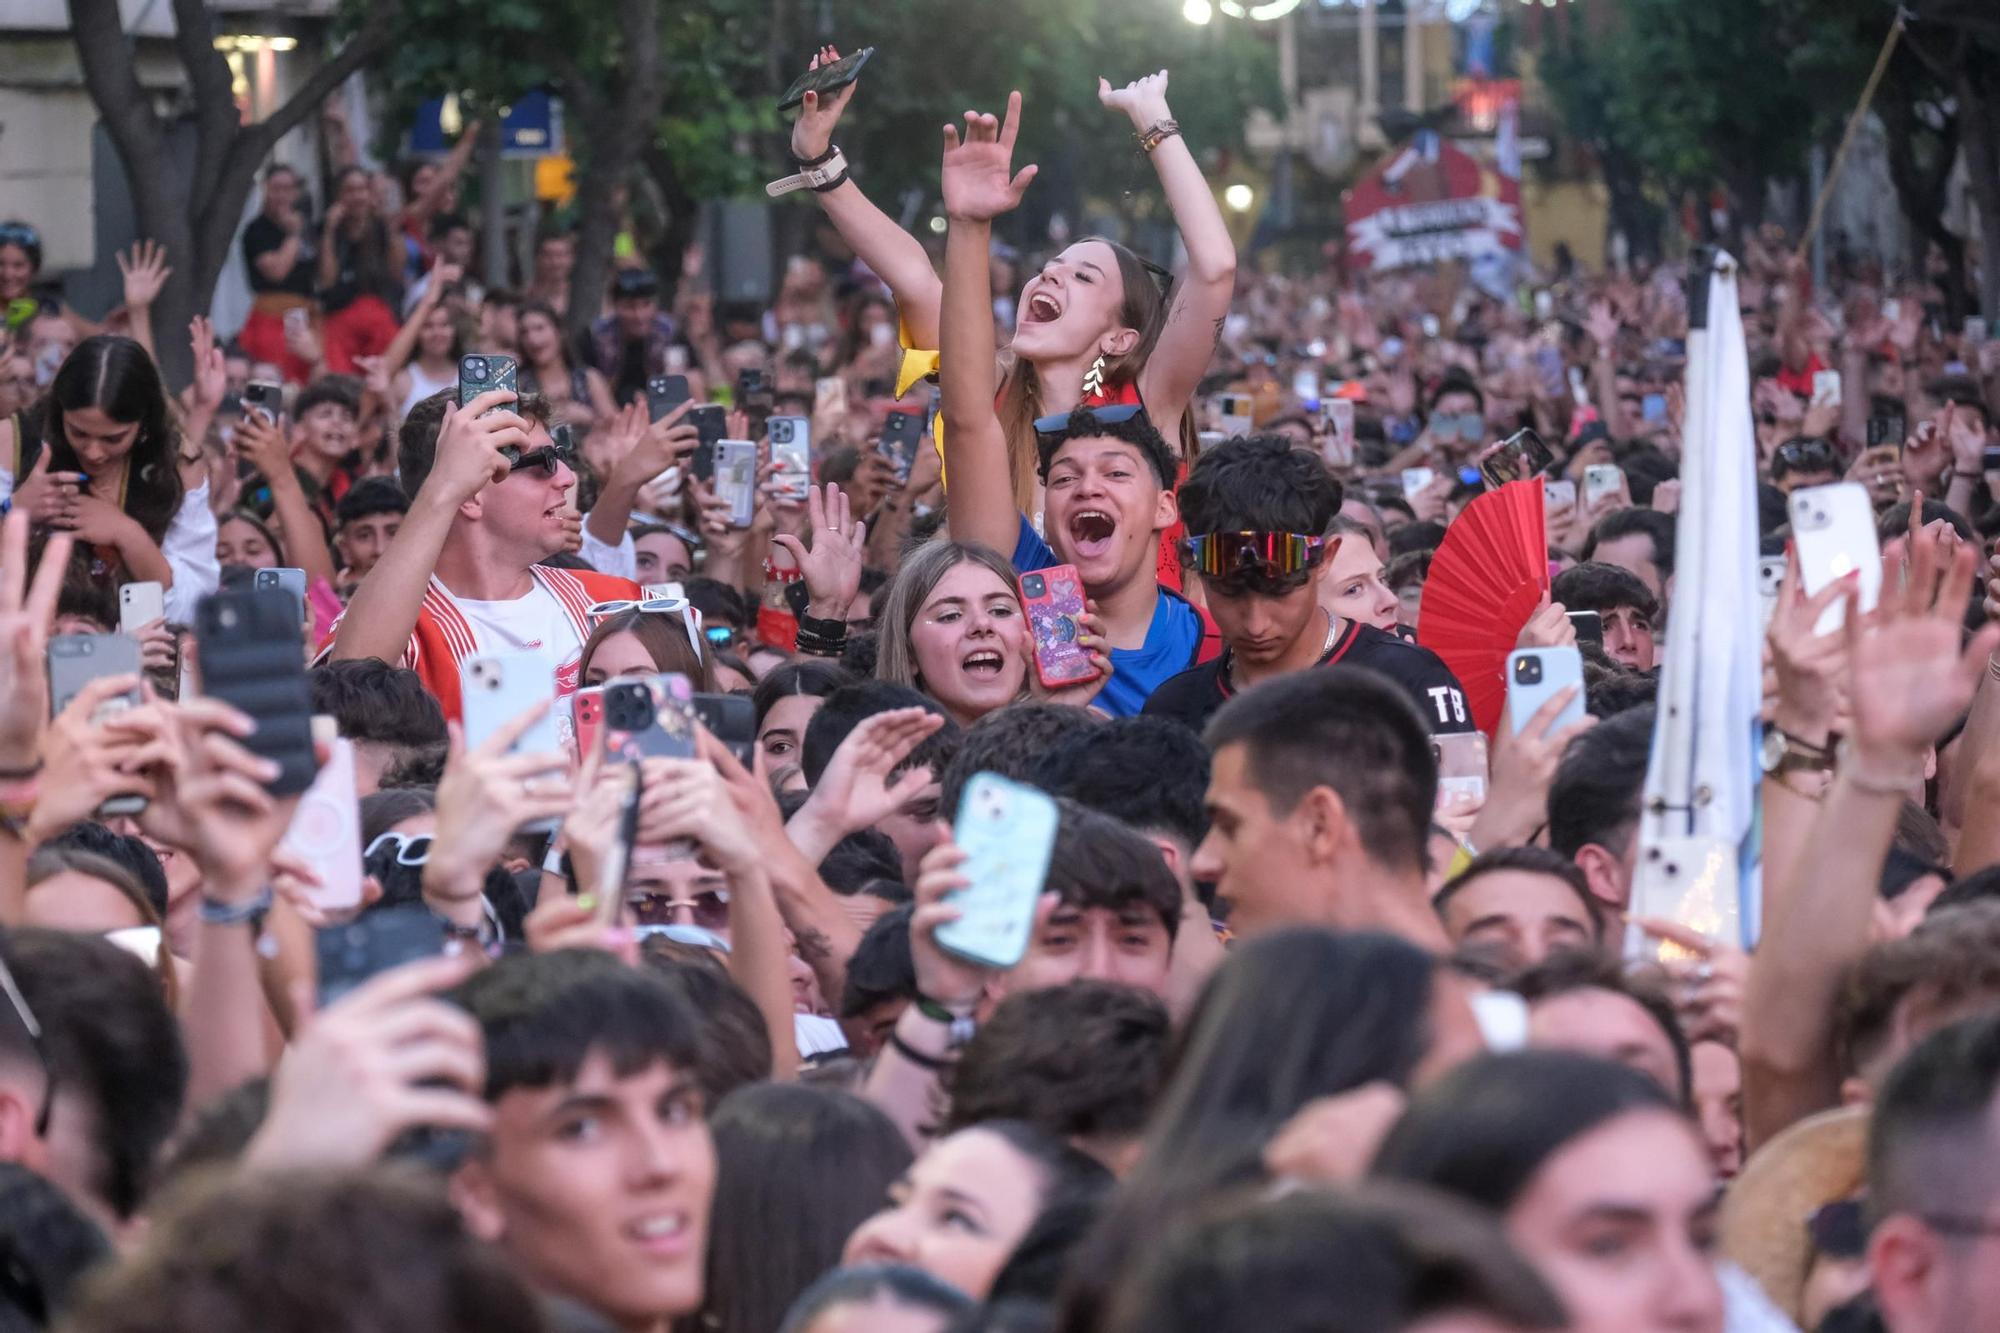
[168,0,235,207]
[67,0,164,178]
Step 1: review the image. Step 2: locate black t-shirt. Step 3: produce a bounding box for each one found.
[241,215,316,298]
[1142,618,1476,734]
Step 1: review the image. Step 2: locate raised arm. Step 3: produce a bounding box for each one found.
[788,47,943,347]
[402,122,481,230]
[380,262,460,378]
[937,95,1037,555]
[1101,72,1236,428]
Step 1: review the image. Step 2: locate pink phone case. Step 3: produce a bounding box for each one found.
[1020,565,1095,689]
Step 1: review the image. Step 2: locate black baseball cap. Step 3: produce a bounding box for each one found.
[612,269,660,299]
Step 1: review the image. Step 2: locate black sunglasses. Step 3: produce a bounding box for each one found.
[1776,438,1836,473]
[0,947,52,1138]
[505,436,577,478]
[1033,401,1147,442]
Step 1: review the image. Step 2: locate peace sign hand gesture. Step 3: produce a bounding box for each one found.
[941,92,1037,225]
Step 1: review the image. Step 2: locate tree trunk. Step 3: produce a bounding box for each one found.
[478,121,508,293]
[563,0,664,345]
[1959,65,2000,321]
[640,141,701,308]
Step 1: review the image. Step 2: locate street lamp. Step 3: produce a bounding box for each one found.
[1223,183,1256,213]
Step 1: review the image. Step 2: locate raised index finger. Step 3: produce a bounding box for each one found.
[999,90,1024,150]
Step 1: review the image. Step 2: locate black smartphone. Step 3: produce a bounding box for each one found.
[242,380,284,426]
[646,374,692,424]
[877,411,925,484]
[688,405,727,483]
[777,46,876,112]
[457,353,518,411]
[1476,428,1556,490]
[193,588,319,796]
[737,368,773,438]
[1867,410,1907,450]
[1566,610,1604,645]
[691,692,756,766]
[315,905,447,1008]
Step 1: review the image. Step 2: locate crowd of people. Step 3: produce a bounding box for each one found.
[0,46,1993,1333]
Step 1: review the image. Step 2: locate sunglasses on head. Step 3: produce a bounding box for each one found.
[1033,401,1148,441]
[0,223,39,254]
[365,832,433,867]
[587,596,706,660]
[503,435,576,478]
[1179,531,1329,579]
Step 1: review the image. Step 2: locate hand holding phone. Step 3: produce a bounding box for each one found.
[932,773,1059,970]
[1506,647,1587,737]
[1788,481,1880,634]
[193,588,319,795]
[1019,566,1095,689]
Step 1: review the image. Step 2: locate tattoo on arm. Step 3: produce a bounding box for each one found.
[1211,315,1226,349]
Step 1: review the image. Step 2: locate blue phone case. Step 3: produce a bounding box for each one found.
[935,773,1060,971]
[1506,647,1587,735]
[460,652,561,756]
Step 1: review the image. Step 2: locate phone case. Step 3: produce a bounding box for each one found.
[691,692,756,762]
[646,375,691,423]
[1543,479,1576,508]
[1789,482,1880,635]
[48,633,142,719]
[688,406,727,482]
[1506,647,1587,736]
[715,440,757,527]
[601,674,697,764]
[194,589,319,796]
[1584,465,1623,506]
[1019,566,1095,689]
[461,652,561,757]
[935,773,1060,970]
[254,567,308,627]
[1321,400,1356,468]
[571,686,607,764]
[315,904,447,1007]
[457,354,518,411]
[279,733,363,913]
[1566,610,1604,644]
[878,414,922,482]
[770,417,811,501]
[1432,731,1489,806]
[117,582,165,635]
[777,46,875,110]
[243,381,284,424]
[1478,430,1555,489]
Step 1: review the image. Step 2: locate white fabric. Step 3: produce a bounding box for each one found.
[162,483,221,625]
[795,1014,849,1057]
[398,363,459,424]
[579,526,636,582]
[449,581,589,675]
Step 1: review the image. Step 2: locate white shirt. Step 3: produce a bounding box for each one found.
[162,483,221,624]
[449,580,591,695]
[579,527,636,582]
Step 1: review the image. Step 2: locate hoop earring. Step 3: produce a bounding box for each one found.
[1082,353,1107,399]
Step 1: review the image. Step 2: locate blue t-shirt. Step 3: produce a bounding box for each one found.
[1011,516,1203,717]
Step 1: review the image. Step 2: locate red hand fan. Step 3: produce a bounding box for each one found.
[1416,480,1551,734]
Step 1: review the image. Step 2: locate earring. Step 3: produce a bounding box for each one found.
[1082,353,1107,399]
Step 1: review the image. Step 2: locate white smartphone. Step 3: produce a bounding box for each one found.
[1401,467,1436,499]
[714,439,757,528]
[1433,731,1489,806]
[1810,369,1843,410]
[934,772,1060,971]
[769,417,810,502]
[1543,478,1576,510]
[1218,393,1254,438]
[117,581,164,635]
[1584,464,1624,507]
[1789,481,1880,635]
[460,652,561,756]
[279,725,363,913]
[1506,646,1587,736]
[1322,399,1356,469]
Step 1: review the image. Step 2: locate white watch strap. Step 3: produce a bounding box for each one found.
[766,149,848,198]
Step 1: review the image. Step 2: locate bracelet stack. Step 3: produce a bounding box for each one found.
[1137,119,1181,153]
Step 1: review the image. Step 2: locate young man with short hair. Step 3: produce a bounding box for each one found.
[1508,949,1691,1104]
[326,389,639,720]
[285,377,363,522]
[1548,704,1653,915]
[308,659,448,794]
[331,474,408,585]
[451,950,716,1332]
[1433,844,1602,972]
[1552,561,1658,671]
[1190,667,1446,949]
[1145,435,1472,732]
[1582,507,1674,605]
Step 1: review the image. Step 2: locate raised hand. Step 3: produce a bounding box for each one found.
[771,482,866,622]
[1097,69,1173,129]
[791,45,860,162]
[232,407,292,484]
[189,316,227,412]
[423,704,573,909]
[25,677,166,842]
[940,92,1037,224]
[425,395,527,505]
[909,836,1045,1010]
[117,239,171,310]
[788,706,946,858]
[1469,686,1595,852]
[1766,547,1850,741]
[1584,299,1620,351]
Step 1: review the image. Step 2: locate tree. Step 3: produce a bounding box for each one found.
[66,0,395,384]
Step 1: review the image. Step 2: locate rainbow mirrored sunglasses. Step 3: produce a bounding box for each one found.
[1178,531,1329,579]
[586,595,706,660]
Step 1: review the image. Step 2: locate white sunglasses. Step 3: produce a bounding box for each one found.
[587,596,706,661]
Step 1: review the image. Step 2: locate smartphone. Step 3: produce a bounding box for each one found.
[934,772,1060,970]
[645,374,692,424]
[769,416,811,502]
[601,674,697,764]
[1758,555,1787,627]
[1507,647,1587,736]
[1566,609,1603,644]
[571,685,607,764]
[1218,393,1254,437]
[877,411,924,484]
[1810,369,1843,410]
[1291,368,1320,405]
[1543,478,1576,510]
[776,45,876,111]
[1789,481,1880,635]
[315,905,447,1007]
[687,405,727,483]
[278,728,363,914]
[1640,393,1667,424]
[117,581,164,635]
[242,380,284,426]
[193,588,319,796]
[457,353,518,412]
[1476,428,1555,489]
[1882,298,1902,323]
[814,376,849,419]
[1867,410,1907,449]
[1322,399,1356,469]
[254,567,308,631]
[1018,565,1094,689]
[690,692,756,765]
[1583,464,1624,507]
[47,634,145,815]
[1432,731,1488,807]
[460,652,561,757]
[1401,467,1436,499]
[714,439,758,528]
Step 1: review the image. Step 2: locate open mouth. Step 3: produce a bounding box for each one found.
[1067,508,1117,560]
[961,649,1006,679]
[1024,292,1063,324]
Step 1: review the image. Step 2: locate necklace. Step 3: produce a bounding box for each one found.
[1224,609,1340,694]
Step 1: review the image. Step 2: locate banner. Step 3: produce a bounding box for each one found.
[1344,131,1523,272]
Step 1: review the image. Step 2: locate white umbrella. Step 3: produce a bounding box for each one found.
[1627,249,1765,954]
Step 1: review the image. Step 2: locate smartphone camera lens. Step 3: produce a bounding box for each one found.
[1022,575,1045,598]
[1514,657,1543,685]
[464,357,487,382]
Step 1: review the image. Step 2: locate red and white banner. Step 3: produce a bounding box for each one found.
[1345,131,1524,272]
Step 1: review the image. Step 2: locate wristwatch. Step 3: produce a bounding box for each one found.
[766,147,850,198]
[1761,727,1833,779]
